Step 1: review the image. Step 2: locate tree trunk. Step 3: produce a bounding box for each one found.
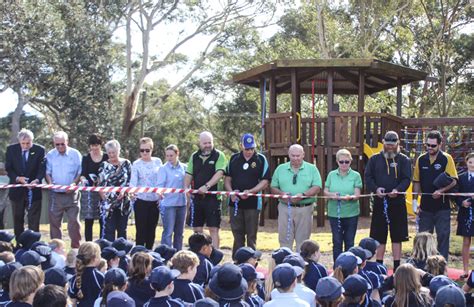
[9,89,27,144]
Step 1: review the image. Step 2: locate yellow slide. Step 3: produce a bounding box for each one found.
[363,143,416,216]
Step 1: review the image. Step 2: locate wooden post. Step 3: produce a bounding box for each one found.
[269,74,277,114]
[326,69,334,172]
[291,68,301,144]
[396,78,402,117]
[358,69,369,217]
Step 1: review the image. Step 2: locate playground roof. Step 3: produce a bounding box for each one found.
[232,58,428,95]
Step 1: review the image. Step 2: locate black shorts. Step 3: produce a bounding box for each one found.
[187,195,221,228]
[370,197,409,244]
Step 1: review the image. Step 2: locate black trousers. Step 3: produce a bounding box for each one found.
[10,193,41,238]
[84,218,104,241]
[134,199,159,249]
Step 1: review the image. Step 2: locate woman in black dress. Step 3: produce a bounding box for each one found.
[80,134,108,241]
[456,152,474,278]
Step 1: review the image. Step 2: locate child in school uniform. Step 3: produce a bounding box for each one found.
[0,262,22,305]
[170,250,204,304]
[68,242,104,307]
[358,238,387,276]
[64,249,78,280]
[239,263,265,307]
[14,230,41,260]
[276,254,315,307]
[112,237,133,272]
[264,263,309,307]
[7,266,44,307]
[101,246,125,270]
[188,233,214,287]
[125,252,154,307]
[144,266,185,307]
[340,274,381,307]
[208,263,249,307]
[94,268,134,307]
[315,277,344,307]
[348,246,383,302]
[234,247,265,300]
[299,240,328,292]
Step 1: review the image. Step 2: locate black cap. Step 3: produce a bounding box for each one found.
[234,247,262,265]
[104,268,127,287]
[383,131,399,144]
[209,263,248,301]
[19,250,47,266]
[154,244,177,262]
[130,245,148,256]
[150,266,180,291]
[272,263,297,289]
[101,247,126,261]
[112,237,134,254]
[0,262,22,281]
[107,291,135,307]
[95,238,112,251]
[343,274,370,297]
[148,252,165,269]
[359,238,380,258]
[271,247,292,265]
[44,267,68,287]
[348,246,371,262]
[17,229,41,249]
[282,253,306,276]
[238,263,258,282]
[0,231,15,243]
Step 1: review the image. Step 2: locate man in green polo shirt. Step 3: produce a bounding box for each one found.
[270,144,322,251]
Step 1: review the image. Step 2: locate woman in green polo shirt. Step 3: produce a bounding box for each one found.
[324,149,362,261]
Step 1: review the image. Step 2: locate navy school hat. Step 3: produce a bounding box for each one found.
[271,247,293,265]
[107,290,135,307]
[154,244,177,262]
[148,251,165,269]
[429,275,456,297]
[130,245,149,256]
[104,268,127,287]
[209,248,224,266]
[435,284,466,307]
[0,262,22,281]
[334,252,362,275]
[194,297,219,307]
[209,263,248,301]
[348,246,371,262]
[0,231,15,243]
[343,274,370,297]
[95,238,113,251]
[359,237,380,258]
[101,247,126,261]
[150,266,180,291]
[282,253,306,276]
[112,237,134,254]
[238,263,258,282]
[20,250,46,266]
[234,247,262,265]
[44,267,68,287]
[17,229,41,249]
[316,276,344,302]
[272,263,297,289]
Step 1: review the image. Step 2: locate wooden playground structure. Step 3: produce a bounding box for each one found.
[232,59,474,227]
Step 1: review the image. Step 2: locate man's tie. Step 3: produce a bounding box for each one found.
[21,150,27,174]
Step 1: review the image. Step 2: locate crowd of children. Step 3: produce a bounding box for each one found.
[0,228,472,307]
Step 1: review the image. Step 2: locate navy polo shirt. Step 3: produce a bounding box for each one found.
[218,299,250,306]
[3,303,31,307]
[363,261,387,276]
[144,296,185,307]
[225,152,270,210]
[246,294,265,307]
[126,278,155,307]
[303,260,328,291]
[192,253,213,287]
[68,267,104,306]
[0,290,9,304]
[171,279,204,304]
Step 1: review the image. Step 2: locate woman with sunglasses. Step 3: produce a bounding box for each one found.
[129,137,163,249]
[324,149,362,262]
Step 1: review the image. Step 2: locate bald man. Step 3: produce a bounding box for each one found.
[271,144,322,251]
[184,131,227,247]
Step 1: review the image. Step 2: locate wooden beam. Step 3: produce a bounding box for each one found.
[403,117,474,126]
[358,69,365,112]
[396,78,402,116]
[326,69,334,173]
[269,74,277,113]
[291,68,301,144]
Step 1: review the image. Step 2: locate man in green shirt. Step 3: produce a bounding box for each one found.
[270,144,322,251]
[184,131,227,247]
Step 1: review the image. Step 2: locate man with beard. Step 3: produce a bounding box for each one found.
[412,130,458,260]
[365,131,412,271]
[185,131,227,248]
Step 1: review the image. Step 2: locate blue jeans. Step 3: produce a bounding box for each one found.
[418,209,451,260]
[329,216,359,262]
[161,206,186,250]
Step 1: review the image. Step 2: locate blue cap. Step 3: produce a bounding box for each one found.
[17,229,41,249]
[348,246,371,262]
[112,237,134,254]
[194,298,219,307]
[283,253,306,276]
[104,268,127,287]
[101,247,126,261]
[154,244,177,262]
[130,245,148,256]
[234,247,262,264]
[316,276,344,301]
[435,284,465,307]
[271,247,293,265]
[238,263,257,282]
[150,266,180,291]
[241,133,256,149]
[148,251,165,269]
[334,252,362,275]
[44,267,68,287]
[19,250,46,266]
[107,291,135,307]
[0,262,22,281]
[272,263,297,289]
[429,275,456,297]
[0,231,15,243]
[343,274,370,297]
[95,238,113,251]
[359,238,380,258]
[209,263,248,301]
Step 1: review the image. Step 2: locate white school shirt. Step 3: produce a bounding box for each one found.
[271,284,315,307]
[264,292,309,307]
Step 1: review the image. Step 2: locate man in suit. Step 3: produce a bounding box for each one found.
[5,128,45,238]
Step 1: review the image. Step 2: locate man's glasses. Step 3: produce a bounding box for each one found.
[293,173,297,185]
[339,160,351,164]
[425,143,438,148]
[55,143,65,147]
[140,149,151,153]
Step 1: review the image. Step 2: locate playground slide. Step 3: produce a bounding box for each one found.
[363,143,417,216]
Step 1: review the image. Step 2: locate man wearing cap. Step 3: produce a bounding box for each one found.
[271,144,322,252]
[225,133,270,256]
[5,128,45,238]
[413,130,458,260]
[184,131,227,248]
[365,131,412,271]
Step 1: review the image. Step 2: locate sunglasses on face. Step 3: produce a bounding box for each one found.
[425,143,438,148]
[140,149,151,153]
[293,173,297,185]
[339,160,351,164]
[55,143,65,147]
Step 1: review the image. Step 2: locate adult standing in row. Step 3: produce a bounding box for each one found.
[98,140,132,241]
[225,133,270,255]
[45,131,82,248]
[5,129,45,238]
[324,149,362,261]
[271,144,322,252]
[130,137,162,249]
[158,144,187,250]
[184,131,227,248]
[413,130,458,261]
[80,134,108,241]
[365,131,412,271]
